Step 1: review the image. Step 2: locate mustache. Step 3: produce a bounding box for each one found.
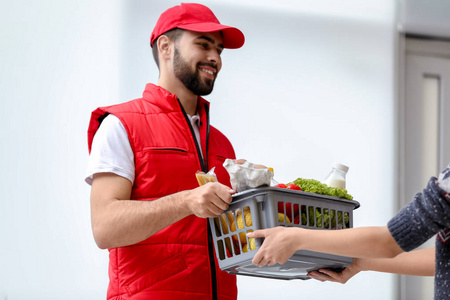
[198,62,218,71]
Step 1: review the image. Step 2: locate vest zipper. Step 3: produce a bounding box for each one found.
[204,103,210,172]
[177,98,207,172]
[177,98,217,300]
[203,103,216,300]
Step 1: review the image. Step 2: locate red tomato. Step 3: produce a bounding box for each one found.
[277,202,293,220]
[277,202,284,213]
[287,184,302,191]
[274,183,287,188]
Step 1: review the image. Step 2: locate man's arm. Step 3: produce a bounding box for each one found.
[308,247,435,283]
[90,172,235,249]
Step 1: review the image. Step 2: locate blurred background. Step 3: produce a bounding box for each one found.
[1,0,449,299]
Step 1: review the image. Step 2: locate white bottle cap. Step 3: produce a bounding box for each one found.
[333,163,349,173]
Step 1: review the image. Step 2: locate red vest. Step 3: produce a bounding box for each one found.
[87,84,237,300]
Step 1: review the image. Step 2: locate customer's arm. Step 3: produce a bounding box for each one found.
[90,172,235,249]
[308,247,435,283]
[247,226,403,267]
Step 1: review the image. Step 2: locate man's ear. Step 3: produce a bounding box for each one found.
[157,35,172,60]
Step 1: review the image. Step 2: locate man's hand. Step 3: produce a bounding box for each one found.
[184,182,235,218]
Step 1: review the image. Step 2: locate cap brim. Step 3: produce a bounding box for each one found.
[178,23,245,49]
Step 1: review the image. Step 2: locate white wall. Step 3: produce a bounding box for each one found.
[0,0,398,299]
[0,0,120,298]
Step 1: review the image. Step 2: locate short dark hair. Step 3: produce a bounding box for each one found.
[152,28,185,69]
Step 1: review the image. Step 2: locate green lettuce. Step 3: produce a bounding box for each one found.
[290,178,353,200]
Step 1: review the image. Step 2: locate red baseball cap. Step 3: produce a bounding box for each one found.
[150,3,245,49]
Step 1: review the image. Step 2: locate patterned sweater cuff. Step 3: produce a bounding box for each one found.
[387,211,416,252]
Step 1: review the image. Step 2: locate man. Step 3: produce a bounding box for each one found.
[85,3,245,299]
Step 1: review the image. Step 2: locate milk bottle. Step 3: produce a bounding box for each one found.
[323,163,349,189]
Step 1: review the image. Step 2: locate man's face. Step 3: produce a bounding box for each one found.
[173,31,223,96]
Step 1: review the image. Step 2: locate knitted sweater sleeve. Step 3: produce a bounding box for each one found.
[388,176,450,252]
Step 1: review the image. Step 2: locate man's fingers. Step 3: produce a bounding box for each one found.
[192,183,236,217]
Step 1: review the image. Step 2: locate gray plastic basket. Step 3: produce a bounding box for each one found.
[209,187,360,280]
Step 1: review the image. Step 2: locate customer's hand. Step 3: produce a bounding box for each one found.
[247,227,301,266]
[307,258,361,283]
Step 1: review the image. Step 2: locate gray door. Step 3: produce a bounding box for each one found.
[401,38,450,300]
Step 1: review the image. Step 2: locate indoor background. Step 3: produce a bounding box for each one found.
[1,0,449,299]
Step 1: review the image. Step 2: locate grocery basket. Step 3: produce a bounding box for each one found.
[209,187,360,280]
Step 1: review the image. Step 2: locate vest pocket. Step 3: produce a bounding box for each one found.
[214,154,227,163]
[142,147,188,155]
[125,253,187,296]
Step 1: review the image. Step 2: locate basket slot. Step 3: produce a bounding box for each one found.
[337,211,347,229]
[224,237,233,258]
[243,206,252,228]
[213,217,221,237]
[227,211,237,233]
[316,207,322,228]
[323,208,329,229]
[330,209,336,229]
[231,210,241,232]
[217,239,225,260]
[293,203,300,224]
[287,203,293,223]
[231,234,241,255]
[344,212,350,228]
[307,206,314,227]
[242,229,256,253]
[300,205,307,225]
[337,211,343,229]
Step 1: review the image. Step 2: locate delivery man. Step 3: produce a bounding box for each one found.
[85,3,245,299]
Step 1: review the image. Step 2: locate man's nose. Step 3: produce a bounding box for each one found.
[207,50,221,66]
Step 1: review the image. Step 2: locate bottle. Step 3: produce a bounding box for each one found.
[323,163,349,189]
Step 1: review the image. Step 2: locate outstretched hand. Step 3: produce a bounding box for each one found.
[247,226,301,266]
[307,258,361,283]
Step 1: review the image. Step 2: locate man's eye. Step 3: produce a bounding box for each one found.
[198,43,207,48]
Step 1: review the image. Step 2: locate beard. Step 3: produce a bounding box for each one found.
[173,46,216,96]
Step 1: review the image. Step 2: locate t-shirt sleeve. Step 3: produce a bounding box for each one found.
[85,114,135,185]
[388,176,450,251]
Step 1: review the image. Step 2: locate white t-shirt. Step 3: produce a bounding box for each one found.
[85,113,201,185]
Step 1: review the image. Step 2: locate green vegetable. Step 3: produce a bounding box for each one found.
[290,178,353,200]
[300,208,350,229]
